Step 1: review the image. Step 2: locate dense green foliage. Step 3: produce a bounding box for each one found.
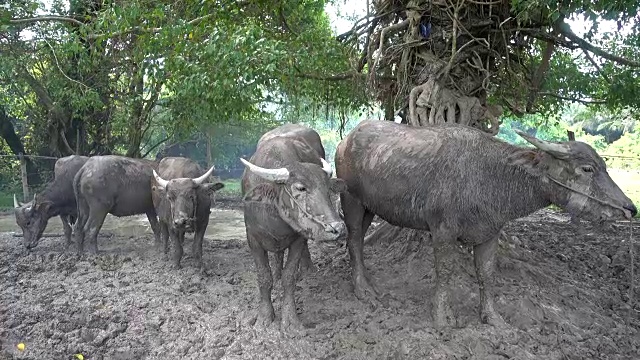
[2,0,640,212]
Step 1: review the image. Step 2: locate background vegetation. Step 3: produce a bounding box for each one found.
[2,0,640,209]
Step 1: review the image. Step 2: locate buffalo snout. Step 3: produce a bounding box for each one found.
[623,203,638,219]
[173,217,194,231]
[321,221,347,240]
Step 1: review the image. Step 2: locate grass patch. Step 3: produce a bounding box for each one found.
[609,168,640,218]
[218,178,242,197]
[0,191,19,212]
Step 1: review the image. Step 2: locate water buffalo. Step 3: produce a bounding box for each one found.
[257,124,326,277]
[151,157,224,270]
[73,155,161,253]
[335,120,636,328]
[13,155,89,250]
[241,124,348,333]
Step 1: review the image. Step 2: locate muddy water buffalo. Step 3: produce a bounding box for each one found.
[336,120,636,328]
[73,155,161,253]
[151,157,224,270]
[14,155,89,249]
[258,124,327,277]
[241,124,347,333]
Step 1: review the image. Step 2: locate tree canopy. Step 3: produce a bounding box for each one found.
[2,0,640,178]
[1,0,368,161]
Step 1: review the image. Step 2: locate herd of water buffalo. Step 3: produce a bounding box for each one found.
[12,120,637,333]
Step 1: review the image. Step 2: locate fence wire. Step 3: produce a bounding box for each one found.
[1,150,640,208]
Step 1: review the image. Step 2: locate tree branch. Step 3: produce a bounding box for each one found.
[522,30,577,49]
[540,92,606,105]
[295,72,361,81]
[582,49,610,83]
[9,16,84,27]
[526,40,555,111]
[557,21,640,67]
[142,135,172,158]
[86,13,216,40]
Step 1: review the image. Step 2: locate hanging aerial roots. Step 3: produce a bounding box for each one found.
[409,78,502,134]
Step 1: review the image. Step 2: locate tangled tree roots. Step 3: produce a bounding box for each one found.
[409,78,502,134]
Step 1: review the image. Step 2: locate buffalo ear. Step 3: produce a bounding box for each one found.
[35,200,53,212]
[329,178,348,193]
[203,182,224,194]
[243,183,277,203]
[507,150,544,176]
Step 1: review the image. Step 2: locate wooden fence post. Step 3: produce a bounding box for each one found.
[19,153,30,202]
[567,130,575,141]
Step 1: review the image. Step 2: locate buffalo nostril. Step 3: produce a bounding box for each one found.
[328,221,346,236]
[624,204,638,217]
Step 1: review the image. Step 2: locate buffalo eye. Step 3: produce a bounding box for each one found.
[293,183,306,192]
[580,165,595,173]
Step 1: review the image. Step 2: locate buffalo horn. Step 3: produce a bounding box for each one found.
[515,130,571,158]
[193,166,215,185]
[240,158,290,183]
[320,158,332,177]
[13,194,20,208]
[153,170,170,189]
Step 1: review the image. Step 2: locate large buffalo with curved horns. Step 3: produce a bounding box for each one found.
[151,157,224,270]
[336,120,636,328]
[241,124,347,333]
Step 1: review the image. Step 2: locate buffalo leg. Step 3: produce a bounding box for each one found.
[432,226,457,328]
[341,192,378,300]
[192,224,206,273]
[298,242,316,274]
[84,210,107,254]
[172,229,185,269]
[74,196,90,253]
[160,222,170,260]
[60,215,73,248]
[273,250,284,281]
[145,210,161,249]
[248,234,275,328]
[280,238,305,333]
[474,236,507,327]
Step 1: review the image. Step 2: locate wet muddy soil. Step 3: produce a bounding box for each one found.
[1,201,638,359]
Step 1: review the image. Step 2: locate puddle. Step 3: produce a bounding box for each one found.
[0,209,247,240]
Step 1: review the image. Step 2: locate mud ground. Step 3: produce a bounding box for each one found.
[1,197,639,360]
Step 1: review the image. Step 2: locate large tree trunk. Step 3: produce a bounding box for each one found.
[0,106,42,185]
[362,1,509,251]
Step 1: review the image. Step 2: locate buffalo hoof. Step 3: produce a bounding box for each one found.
[280,312,306,337]
[481,311,508,328]
[252,305,275,330]
[198,266,208,276]
[172,263,182,270]
[353,271,381,302]
[433,297,456,329]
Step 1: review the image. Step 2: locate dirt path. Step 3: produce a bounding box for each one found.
[1,204,638,359]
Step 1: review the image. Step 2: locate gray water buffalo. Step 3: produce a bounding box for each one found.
[151,157,224,270]
[241,124,347,333]
[14,155,89,249]
[73,155,161,253]
[258,124,327,277]
[336,120,636,328]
